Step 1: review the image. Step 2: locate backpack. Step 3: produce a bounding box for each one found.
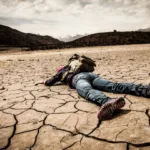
[61,54,96,82]
[68,54,96,73]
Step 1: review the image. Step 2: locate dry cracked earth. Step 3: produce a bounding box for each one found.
[0,44,150,150]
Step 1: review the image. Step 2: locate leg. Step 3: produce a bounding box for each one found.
[75,79,110,106]
[93,77,144,96]
[75,79,125,120]
[72,73,125,120]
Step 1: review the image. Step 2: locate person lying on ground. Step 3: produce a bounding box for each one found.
[35,54,150,121]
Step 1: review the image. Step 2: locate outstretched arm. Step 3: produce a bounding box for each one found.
[35,65,69,86]
[35,72,62,86]
[35,80,46,86]
[44,74,62,86]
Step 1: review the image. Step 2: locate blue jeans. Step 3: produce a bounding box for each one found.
[72,72,142,106]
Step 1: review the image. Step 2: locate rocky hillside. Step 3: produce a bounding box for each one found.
[1,24,150,50]
[66,31,150,47]
[29,31,150,50]
[0,24,63,47]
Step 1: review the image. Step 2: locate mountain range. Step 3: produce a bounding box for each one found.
[0,24,63,47]
[59,34,88,42]
[59,27,150,42]
[64,30,150,48]
[0,24,150,50]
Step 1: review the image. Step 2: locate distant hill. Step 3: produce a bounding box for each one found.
[0,24,63,47]
[65,31,150,48]
[29,31,150,50]
[138,27,150,32]
[1,24,150,51]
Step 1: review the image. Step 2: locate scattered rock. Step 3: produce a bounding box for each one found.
[146,109,150,117]
[129,58,134,61]
[18,59,25,61]
[0,86,5,90]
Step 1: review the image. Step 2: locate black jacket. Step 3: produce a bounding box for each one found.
[44,65,74,88]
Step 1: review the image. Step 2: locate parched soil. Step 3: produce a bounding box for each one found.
[0,44,150,150]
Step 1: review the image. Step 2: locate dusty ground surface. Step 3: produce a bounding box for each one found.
[0,44,150,150]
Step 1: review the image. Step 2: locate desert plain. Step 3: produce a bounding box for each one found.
[0,44,150,150]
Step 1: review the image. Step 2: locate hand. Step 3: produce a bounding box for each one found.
[35,80,45,86]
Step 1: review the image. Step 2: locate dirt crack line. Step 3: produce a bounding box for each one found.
[53,101,74,113]
[146,109,150,126]
[74,101,92,113]
[87,120,102,136]
[30,127,41,150]
[63,141,79,150]
[29,91,36,100]
[45,124,77,136]
[30,108,49,115]
[1,115,18,150]
[115,128,127,141]
[29,114,49,149]
[44,122,150,148]
[16,128,39,135]
[126,143,129,150]
[77,131,150,148]
[68,93,78,99]
[0,125,15,130]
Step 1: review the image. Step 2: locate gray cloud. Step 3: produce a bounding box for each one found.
[0,17,34,26]
[98,0,137,7]
[64,0,91,7]
[0,0,150,37]
[1,0,149,16]
[0,16,59,26]
[0,0,63,15]
[97,0,150,17]
[1,0,12,6]
[79,0,92,7]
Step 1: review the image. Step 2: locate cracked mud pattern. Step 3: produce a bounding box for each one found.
[0,44,150,150]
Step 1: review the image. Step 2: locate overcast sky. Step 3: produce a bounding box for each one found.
[0,0,150,38]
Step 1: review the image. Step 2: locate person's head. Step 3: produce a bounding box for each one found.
[56,66,64,73]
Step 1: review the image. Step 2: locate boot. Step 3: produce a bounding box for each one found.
[137,84,150,98]
[97,97,125,120]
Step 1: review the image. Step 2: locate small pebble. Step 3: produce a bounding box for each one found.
[0,86,5,90]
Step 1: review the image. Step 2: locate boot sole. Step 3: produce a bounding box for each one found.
[98,97,125,120]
